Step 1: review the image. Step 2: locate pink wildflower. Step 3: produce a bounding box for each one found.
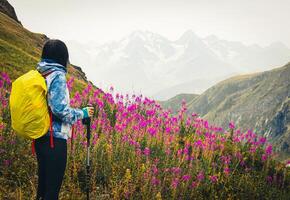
[151,176,160,186]
[171,178,179,189]
[197,171,204,181]
[265,145,273,155]
[191,181,198,188]
[182,175,191,182]
[209,175,218,183]
[229,121,235,129]
[143,147,150,156]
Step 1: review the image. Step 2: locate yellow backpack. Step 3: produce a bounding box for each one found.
[10,70,50,139]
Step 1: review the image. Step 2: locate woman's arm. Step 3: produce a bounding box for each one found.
[47,72,84,124]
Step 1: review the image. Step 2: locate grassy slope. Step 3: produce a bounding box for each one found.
[0,12,88,90]
[187,63,290,157]
[158,93,199,113]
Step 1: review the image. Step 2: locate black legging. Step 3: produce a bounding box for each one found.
[35,135,67,200]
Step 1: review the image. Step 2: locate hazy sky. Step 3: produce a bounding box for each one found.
[9,0,290,47]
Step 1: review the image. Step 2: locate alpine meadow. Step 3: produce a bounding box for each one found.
[0,0,289,199]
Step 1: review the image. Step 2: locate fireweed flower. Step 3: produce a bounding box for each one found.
[235,151,243,161]
[148,127,157,137]
[177,149,183,157]
[221,155,231,165]
[233,136,241,143]
[262,154,268,161]
[165,126,171,134]
[0,148,5,155]
[191,112,198,118]
[191,181,198,188]
[229,121,235,129]
[171,167,182,175]
[171,178,179,189]
[165,148,171,155]
[1,72,10,83]
[204,120,209,129]
[182,175,191,182]
[67,77,74,91]
[109,86,114,92]
[73,92,82,105]
[93,89,100,98]
[151,176,160,186]
[196,129,202,136]
[258,137,267,145]
[3,159,11,167]
[197,171,205,182]
[139,121,147,128]
[143,147,150,156]
[0,79,3,88]
[249,146,257,154]
[9,139,16,145]
[186,155,194,161]
[224,167,231,176]
[96,98,104,108]
[266,176,273,184]
[146,109,156,117]
[194,140,203,148]
[286,161,290,168]
[152,165,158,174]
[209,175,218,183]
[265,145,273,155]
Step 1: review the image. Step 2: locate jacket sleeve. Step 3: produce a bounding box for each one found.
[47,72,84,124]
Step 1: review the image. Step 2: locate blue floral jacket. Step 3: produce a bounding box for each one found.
[37,59,84,140]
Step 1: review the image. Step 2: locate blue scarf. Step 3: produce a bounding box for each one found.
[36,58,67,74]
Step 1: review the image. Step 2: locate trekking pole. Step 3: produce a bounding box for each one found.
[82,108,91,200]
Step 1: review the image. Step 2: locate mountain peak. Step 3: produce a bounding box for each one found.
[205,35,219,42]
[267,41,289,50]
[128,30,167,42]
[0,0,21,25]
[130,30,148,38]
[177,30,199,44]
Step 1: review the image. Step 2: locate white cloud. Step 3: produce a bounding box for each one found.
[9,0,290,48]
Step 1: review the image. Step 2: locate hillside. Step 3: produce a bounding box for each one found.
[162,63,290,158]
[0,0,20,24]
[157,93,199,114]
[0,1,89,90]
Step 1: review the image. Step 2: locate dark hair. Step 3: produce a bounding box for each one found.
[41,39,69,67]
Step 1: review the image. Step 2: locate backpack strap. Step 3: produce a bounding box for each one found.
[31,110,54,155]
[32,140,36,155]
[42,70,55,78]
[31,70,56,155]
[43,71,55,149]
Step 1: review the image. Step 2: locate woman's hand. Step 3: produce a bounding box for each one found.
[82,107,94,118]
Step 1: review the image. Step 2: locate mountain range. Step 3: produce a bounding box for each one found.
[67,30,290,100]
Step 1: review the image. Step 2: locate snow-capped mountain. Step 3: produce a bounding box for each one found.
[67,30,290,100]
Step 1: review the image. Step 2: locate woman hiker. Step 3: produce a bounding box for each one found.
[35,39,94,200]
